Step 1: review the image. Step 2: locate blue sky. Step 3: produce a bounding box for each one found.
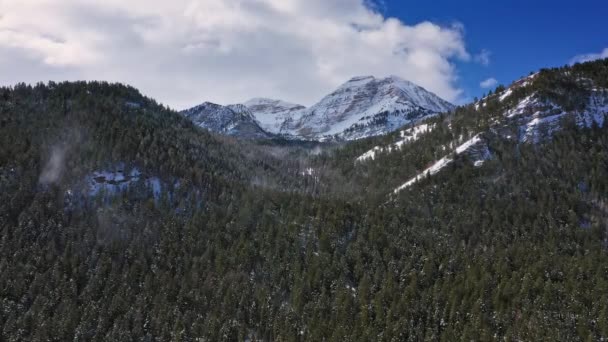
[381,0,608,102]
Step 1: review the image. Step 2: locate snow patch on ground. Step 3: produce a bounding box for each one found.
[518,90,608,142]
[87,166,173,200]
[577,91,608,127]
[499,88,513,102]
[517,72,538,87]
[521,113,566,142]
[300,168,315,176]
[394,134,483,193]
[356,124,435,162]
[506,94,538,118]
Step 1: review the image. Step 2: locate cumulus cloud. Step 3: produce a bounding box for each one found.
[480,77,498,89]
[0,0,471,108]
[570,48,608,65]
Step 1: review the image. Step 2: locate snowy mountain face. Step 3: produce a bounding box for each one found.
[287,76,454,140]
[508,90,608,143]
[392,70,608,193]
[243,98,306,134]
[180,102,270,139]
[182,76,454,141]
[477,73,608,143]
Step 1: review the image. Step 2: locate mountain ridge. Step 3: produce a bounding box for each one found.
[181,75,454,141]
[181,101,271,139]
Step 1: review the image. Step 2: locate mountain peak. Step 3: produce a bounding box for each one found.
[196,101,223,109]
[181,76,454,141]
[386,75,415,85]
[347,75,375,82]
[283,76,454,140]
[347,75,415,85]
[244,97,304,110]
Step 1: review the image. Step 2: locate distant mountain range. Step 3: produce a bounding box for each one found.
[180,75,455,141]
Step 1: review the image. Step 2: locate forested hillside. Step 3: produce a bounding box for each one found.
[1,60,608,341]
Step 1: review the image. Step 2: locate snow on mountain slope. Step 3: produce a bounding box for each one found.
[577,91,608,127]
[499,89,513,102]
[180,102,270,139]
[392,67,607,195]
[471,69,608,145]
[287,75,454,140]
[497,89,608,143]
[475,73,538,108]
[243,98,306,134]
[394,134,489,193]
[520,92,608,143]
[183,76,453,141]
[356,123,435,162]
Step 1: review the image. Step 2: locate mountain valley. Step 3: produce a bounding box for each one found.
[1,59,608,341]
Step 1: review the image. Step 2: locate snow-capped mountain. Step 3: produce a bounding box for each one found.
[243,98,306,134]
[286,75,454,140]
[182,75,454,141]
[181,102,270,139]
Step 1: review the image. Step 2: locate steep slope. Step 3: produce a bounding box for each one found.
[243,98,306,134]
[390,70,608,193]
[181,102,271,139]
[356,123,436,162]
[486,78,608,143]
[393,133,490,192]
[287,75,454,140]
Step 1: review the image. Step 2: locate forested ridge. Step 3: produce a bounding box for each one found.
[1,60,608,341]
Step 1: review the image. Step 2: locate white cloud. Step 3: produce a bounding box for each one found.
[570,48,608,65]
[480,77,498,89]
[474,49,491,66]
[0,0,471,109]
